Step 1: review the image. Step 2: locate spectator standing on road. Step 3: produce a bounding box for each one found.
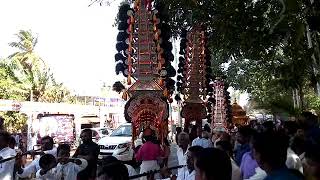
[234,126,253,166]
[177,132,190,180]
[195,148,232,180]
[73,129,100,180]
[252,131,303,180]
[136,128,163,180]
[191,127,213,148]
[216,140,241,180]
[185,146,203,180]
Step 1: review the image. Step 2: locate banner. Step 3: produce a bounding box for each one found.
[0,100,22,111]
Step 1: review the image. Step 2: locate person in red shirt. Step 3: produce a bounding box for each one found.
[135,128,164,180]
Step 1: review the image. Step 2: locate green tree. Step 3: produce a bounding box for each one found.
[40,75,76,103]
[0,59,27,100]
[155,0,319,113]
[0,111,28,133]
[8,30,50,101]
[98,0,320,114]
[0,30,76,132]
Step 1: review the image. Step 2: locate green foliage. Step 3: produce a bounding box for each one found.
[305,92,320,113]
[103,0,320,114]
[0,30,75,131]
[8,30,51,101]
[154,0,319,114]
[4,30,74,103]
[0,111,28,133]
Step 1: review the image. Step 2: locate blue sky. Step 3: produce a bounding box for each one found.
[0,0,124,95]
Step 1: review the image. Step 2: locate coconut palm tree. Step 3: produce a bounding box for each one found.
[8,30,50,101]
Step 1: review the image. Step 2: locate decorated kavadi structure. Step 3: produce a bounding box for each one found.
[175,26,213,130]
[211,78,232,132]
[114,0,175,144]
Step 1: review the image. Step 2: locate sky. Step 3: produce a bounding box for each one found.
[0,0,249,106]
[0,0,123,96]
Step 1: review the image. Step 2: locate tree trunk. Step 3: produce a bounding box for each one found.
[292,89,297,108]
[292,88,300,109]
[298,85,304,109]
[297,88,301,109]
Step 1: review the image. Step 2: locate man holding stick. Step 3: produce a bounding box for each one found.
[0,131,16,180]
[16,136,57,178]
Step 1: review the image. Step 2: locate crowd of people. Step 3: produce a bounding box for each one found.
[0,111,320,180]
[127,111,320,180]
[0,129,98,180]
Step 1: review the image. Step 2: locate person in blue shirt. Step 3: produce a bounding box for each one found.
[234,126,253,166]
[252,131,304,180]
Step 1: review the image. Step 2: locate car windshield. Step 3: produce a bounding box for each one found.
[110,125,131,137]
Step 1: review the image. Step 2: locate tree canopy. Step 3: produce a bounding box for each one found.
[0,30,75,132]
[105,0,320,114]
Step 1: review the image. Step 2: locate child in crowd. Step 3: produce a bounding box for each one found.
[36,144,87,180]
[36,154,57,180]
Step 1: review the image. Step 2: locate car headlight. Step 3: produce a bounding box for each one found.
[117,143,129,149]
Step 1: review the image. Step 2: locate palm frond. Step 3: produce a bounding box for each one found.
[7,52,20,59]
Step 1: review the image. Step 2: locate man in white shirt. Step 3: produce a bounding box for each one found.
[177,132,190,180]
[158,140,198,180]
[16,135,57,178]
[216,140,241,180]
[0,131,16,180]
[246,167,267,180]
[286,147,303,173]
[191,127,213,148]
[125,164,137,178]
[36,144,87,180]
[184,146,203,180]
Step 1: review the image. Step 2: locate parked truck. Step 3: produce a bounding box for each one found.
[31,113,76,148]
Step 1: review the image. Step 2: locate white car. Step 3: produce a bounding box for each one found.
[91,127,113,142]
[97,123,134,162]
